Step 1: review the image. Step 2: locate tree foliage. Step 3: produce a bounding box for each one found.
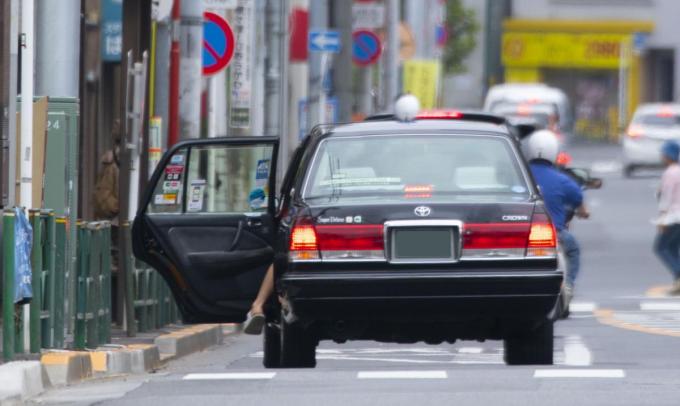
[442,0,480,75]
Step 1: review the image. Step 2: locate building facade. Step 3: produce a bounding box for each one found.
[507,0,680,140]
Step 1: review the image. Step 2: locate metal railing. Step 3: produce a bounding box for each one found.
[1,209,181,361]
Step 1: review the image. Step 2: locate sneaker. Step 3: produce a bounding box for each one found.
[243,312,266,335]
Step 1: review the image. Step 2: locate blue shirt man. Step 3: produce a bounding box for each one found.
[529,161,583,231]
[529,159,586,293]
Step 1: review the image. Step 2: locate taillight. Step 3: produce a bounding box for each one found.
[627,125,644,138]
[526,212,557,257]
[462,223,530,259]
[289,225,320,260]
[289,224,384,261]
[462,212,557,259]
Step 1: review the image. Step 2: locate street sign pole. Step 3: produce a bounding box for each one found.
[307,0,329,132]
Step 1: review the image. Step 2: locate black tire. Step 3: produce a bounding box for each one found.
[280,316,317,368]
[262,322,281,368]
[504,321,554,365]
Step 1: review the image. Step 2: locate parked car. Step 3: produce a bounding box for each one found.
[622,103,680,177]
[484,83,573,137]
[132,103,562,368]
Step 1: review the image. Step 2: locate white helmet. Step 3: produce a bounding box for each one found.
[523,129,559,163]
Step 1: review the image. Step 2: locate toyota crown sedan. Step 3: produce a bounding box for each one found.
[132,109,562,368]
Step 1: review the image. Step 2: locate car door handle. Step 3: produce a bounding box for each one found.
[246,217,263,227]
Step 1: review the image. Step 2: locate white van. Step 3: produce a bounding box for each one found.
[484,83,573,136]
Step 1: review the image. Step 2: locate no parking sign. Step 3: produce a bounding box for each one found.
[352,29,381,66]
[203,12,235,76]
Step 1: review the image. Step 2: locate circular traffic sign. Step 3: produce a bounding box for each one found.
[352,29,382,66]
[202,12,235,76]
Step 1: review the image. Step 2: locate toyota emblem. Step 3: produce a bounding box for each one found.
[414,206,431,217]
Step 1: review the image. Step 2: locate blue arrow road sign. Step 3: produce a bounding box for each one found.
[309,30,341,53]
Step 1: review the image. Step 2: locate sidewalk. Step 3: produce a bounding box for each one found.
[0,323,238,405]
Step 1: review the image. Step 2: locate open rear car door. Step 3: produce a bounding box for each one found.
[132,137,279,323]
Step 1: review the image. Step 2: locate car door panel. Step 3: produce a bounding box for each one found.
[133,137,279,323]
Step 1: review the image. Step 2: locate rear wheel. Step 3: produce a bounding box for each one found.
[262,322,281,368]
[504,321,554,365]
[280,315,317,368]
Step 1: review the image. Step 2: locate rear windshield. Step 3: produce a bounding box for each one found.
[634,114,680,126]
[303,134,530,204]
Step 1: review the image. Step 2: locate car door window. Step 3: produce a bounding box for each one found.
[148,144,274,214]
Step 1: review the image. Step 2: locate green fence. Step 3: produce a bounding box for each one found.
[1,209,180,361]
[121,223,180,335]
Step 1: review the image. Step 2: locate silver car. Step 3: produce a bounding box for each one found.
[622,103,680,177]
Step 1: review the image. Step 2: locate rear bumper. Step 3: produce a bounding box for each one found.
[623,137,663,166]
[279,269,562,322]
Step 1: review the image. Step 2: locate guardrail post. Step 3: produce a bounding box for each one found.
[41,211,56,348]
[86,223,100,348]
[122,222,136,336]
[74,222,87,350]
[54,217,67,348]
[3,210,15,361]
[100,222,112,343]
[29,210,42,354]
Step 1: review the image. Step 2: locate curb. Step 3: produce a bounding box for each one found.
[0,323,234,404]
[0,361,48,405]
[154,324,224,361]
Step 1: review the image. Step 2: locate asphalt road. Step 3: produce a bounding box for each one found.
[31,143,680,406]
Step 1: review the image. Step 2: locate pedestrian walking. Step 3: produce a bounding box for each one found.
[653,140,680,295]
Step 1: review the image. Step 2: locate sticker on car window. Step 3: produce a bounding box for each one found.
[163,181,181,192]
[187,179,206,212]
[255,159,270,188]
[170,154,185,164]
[154,193,178,205]
[165,164,184,181]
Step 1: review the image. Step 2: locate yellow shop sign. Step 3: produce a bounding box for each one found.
[502,32,631,69]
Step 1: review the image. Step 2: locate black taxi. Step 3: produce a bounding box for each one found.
[132,104,562,368]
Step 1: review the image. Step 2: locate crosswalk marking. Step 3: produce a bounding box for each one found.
[183,372,276,380]
[357,370,447,379]
[534,369,625,379]
[639,301,680,311]
[569,302,598,312]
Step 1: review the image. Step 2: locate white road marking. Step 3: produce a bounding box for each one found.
[562,336,592,366]
[357,370,447,379]
[591,161,622,174]
[457,347,484,354]
[640,301,680,311]
[183,372,276,380]
[534,369,625,379]
[569,302,598,312]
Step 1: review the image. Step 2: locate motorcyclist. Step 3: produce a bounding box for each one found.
[524,130,590,303]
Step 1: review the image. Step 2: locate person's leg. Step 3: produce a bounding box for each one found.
[558,230,580,288]
[654,226,680,279]
[250,264,274,315]
[243,264,274,335]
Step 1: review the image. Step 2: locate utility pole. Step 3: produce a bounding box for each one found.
[179,1,202,140]
[168,0,180,146]
[19,0,34,351]
[20,0,34,210]
[383,0,399,109]
[265,0,290,174]
[330,0,352,123]
[1,0,19,208]
[307,0,328,130]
